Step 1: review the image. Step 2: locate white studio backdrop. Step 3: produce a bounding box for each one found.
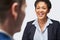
[13,0,60,40]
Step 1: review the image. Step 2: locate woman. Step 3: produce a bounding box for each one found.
[22,0,60,40]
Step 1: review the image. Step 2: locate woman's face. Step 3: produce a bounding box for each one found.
[35,1,49,20]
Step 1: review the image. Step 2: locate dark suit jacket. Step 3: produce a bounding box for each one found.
[0,32,11,40]
[22,19,60,40]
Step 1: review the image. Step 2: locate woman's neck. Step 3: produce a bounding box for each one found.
[38,17,47,24]
[38,17,47,32]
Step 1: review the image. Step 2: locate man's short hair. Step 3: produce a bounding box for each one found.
[0,0,25,24]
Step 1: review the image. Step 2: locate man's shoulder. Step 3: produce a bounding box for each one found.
[0,32,11,40]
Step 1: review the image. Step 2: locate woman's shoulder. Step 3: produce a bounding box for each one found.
[50,19,60,24]
[27,20,35,24]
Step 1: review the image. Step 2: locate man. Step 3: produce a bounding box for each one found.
[0,0,26,40]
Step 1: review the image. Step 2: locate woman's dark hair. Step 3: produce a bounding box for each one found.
[34,0,52,10]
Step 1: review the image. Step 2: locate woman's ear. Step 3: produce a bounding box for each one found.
[11,2,18,20]
[35,8,36,12]
[47,9,50,13]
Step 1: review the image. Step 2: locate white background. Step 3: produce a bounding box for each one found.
[13,0,60,40]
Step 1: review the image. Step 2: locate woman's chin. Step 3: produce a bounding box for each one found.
[38,16,45,20]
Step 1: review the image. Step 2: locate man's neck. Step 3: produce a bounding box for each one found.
[0,29,14,40]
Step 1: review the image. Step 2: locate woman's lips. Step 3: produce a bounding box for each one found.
[39,13,44,17]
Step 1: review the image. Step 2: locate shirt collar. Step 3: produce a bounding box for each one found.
[0,29,14,40]
[32,18,53,32]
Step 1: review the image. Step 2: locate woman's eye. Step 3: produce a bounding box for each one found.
[42,7,46,9]
[36,7,40,9]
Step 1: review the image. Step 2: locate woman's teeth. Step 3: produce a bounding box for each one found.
[39,13,44,17]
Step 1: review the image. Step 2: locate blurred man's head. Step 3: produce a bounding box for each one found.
[0,0,26,36]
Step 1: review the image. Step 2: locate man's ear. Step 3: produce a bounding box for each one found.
[11,2,18,20]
